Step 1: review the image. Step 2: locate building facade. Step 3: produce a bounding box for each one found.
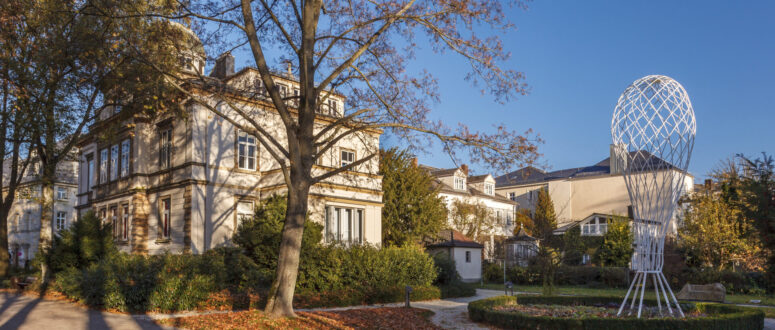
[495,145,694,236]
[4,158,79,267]
[422,164,516,258]
[75,25,382,254]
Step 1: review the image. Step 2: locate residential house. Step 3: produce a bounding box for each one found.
[421,164,516,259]
[75,22,382,254]
[504,226,539,267]
[4,156,79,267]
[426,229,484,282]
[495,145,694,237]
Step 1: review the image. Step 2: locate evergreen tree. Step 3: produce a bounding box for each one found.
[595,216,633,267]
[561,227,584,265]
[739,153,775,289]
[533,188,557,240]
[380,148,448,246]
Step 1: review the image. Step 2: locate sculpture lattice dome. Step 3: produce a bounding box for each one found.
[611,75,696,318]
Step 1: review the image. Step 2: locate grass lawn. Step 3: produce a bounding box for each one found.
[159,307,439,330]
[474,283,775,307]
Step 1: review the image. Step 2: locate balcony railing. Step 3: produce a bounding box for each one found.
[581,223,608,236]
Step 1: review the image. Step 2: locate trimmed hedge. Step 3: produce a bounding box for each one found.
[505,265,630,288]
[468,295,765,330]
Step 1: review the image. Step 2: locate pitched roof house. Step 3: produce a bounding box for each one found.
[75,24,383,254]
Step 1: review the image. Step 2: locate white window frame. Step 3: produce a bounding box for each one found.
[509,192,516,201]
[160,198,171,239]
[55,211,67,231]
[121,204,129,240]
[110,144,119,181]
[99,149,108,183]
[325,206,363,245]
[484,183,494,195]
[87,157,95,189]
[236,200,254,225]
[340,149,355,168]
[237,130,257,170]
[120,139,130,177]
[160,128,172,169]
[454,175,466,190]
[56,186,68,200]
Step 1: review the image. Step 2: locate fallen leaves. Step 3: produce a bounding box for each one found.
[159,307,441,329]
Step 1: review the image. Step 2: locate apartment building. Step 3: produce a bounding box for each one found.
[75,23,382,254]
[4,158,79,267]
[495,145,694,236]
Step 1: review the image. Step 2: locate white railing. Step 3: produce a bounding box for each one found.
[581,223,608,236]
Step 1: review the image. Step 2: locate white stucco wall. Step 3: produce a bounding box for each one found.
[452,247,482,282]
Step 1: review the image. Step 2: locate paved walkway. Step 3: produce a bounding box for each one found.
[1,289,773,329]
[0,292,171,330]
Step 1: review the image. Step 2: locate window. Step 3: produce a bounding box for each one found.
[110,145,119,180]
[160,198,171,239]
[99,148,108,183]
[465,251,472,263]
[454,176,466,190]
[325,206,363,244]
[110,206,118,237]
[484,183,494,195]
[236,201,254,224]
[328,99,338,115]
[237,130,257,170]
[293,88,300,106]
[254,79,266,96]
[340,149,354,168]
[87,156,95,189]
[10,214,18,232]
[55,211,67,231]
[121,204,129,240]
[99,208,107,224]
[496,210,502,225]
[506,213,513,226]
[160,128,172,169]
[56,187,67,200]
[120,139,130,177]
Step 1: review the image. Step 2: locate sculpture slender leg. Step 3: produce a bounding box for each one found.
[618,271,640,316]
[652,273,662,316]
[655,269,673,316]
[637,271,647,318]
[660,272,684,317]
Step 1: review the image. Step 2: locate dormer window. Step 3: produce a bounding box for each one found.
[454,175,466,190]
[484,183,494,195]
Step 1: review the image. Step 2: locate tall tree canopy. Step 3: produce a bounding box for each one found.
[94,0,541,317]
[448,199,497,243]
[533,188,556,240]
[380,148,447,247]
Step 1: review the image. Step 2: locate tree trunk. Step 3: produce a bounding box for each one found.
[264,174,311,318]
[38,168,55,281]
[0,208,9,277]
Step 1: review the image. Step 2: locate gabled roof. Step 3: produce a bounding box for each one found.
[426,229,484,249]
[495,151,680,187]
[551,212,630,235]
[506,227,538,242]
[420,164,515,205]
[467,174,493,183]
[418,164,460,178]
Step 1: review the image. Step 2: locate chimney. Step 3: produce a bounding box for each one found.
[610,144,627,175]
[704,179,712,192]
[411,157,418,167]
[211,52,234,78]
[286,62,293,77]
[460,164,469,175]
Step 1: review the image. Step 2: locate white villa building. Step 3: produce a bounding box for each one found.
[495,145,694,237]
[4,157,79,267]
[421,164,517,258]
[75,23,383,254]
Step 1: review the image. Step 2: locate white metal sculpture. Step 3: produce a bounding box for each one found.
[611,75,696,318]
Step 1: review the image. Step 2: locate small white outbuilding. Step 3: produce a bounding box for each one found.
[426,230,484,282]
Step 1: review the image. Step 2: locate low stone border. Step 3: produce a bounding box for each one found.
[468,295,765,330]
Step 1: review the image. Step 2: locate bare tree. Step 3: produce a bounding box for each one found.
[107,0,540,317]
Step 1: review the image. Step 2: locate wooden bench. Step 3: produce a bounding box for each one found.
[11,276,37,290]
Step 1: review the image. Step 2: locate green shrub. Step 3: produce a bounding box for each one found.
[432,253,459,285]
[41,211,117,273]
[439,283,476,298]
[483,262,503,283]
[469,295,765,330]
[293,285,441,309]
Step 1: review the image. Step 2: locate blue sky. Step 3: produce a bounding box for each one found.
[382,1,775,182]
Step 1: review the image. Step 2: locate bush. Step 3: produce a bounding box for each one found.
[439,283,476,298]
[432,253,459,285]
[293,285,441,309]
[505,265,629,288]
[41,211,117,273]
[483,262,503,283]
[469,295,765,330]
[52,248,266,312]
